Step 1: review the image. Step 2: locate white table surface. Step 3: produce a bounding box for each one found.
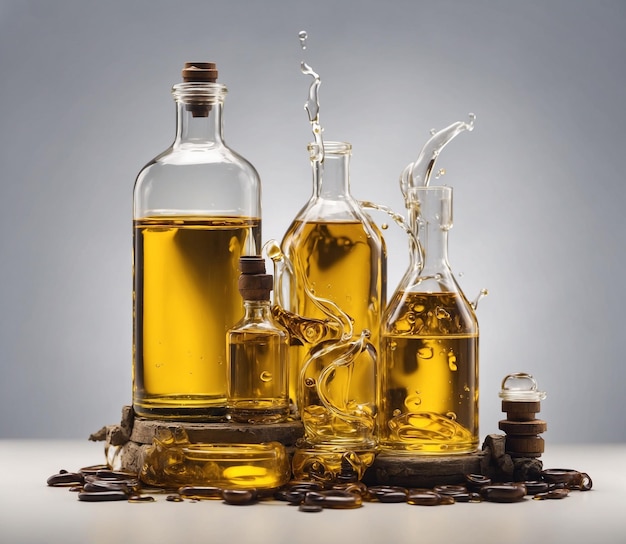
[0,440,624,544]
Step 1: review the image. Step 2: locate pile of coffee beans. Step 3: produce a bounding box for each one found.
[47,465,592,511]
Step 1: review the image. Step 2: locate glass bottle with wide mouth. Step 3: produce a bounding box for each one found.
[379,186,479,454]
[133,62,261,420]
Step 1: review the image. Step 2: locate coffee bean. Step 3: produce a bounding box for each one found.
[47,472,84,487]
[222,489,258,505]
[78,490,128,502]
[480,484,527,503]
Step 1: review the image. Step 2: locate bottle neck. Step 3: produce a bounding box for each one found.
[410,186,453,274]
[311,142,352,200]
[242,299,272,321]
[172,82,226,146]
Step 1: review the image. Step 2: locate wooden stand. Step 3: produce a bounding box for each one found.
[93,407,540,485]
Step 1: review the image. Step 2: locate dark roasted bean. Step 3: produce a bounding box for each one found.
[69,486,83,493]
[299,503,323,513]
[166,494,183,502]
[94,469,137,481]
[367,485,408,502]
[304,490,362,509]
[480,484,527,503]
[128,495,156,503]
[433,484,468,497]
[533,488,569,500]
[178,486,222,499]
[47,472,85,487]
[465,474,491,491]
[79,464,109,476]
[222,489,258,505]
[274,489,306,504]
[523,481,550,495]
[407,490,442,506]
[286,480,324,491]
[331,482,368,496]
[78,490,128,502]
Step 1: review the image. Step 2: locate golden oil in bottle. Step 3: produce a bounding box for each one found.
[281,219,386,407]
[133,216,260,419]
[379,291,478,454]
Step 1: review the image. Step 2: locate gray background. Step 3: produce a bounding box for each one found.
[1,0,624,443]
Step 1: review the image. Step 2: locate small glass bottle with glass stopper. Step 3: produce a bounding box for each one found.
[227,256,290,423]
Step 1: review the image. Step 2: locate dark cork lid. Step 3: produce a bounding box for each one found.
[182,62,218,82]
[238,256,273,301]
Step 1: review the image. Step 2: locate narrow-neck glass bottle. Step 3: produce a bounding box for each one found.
[380,186,479,454]
[227,256,289,423]
[280,141,387,411]
[133,62,261,420]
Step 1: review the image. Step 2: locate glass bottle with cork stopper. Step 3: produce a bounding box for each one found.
[227,256,290,423]
[133,62,262,420]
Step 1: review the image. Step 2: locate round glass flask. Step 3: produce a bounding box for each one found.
[379,186,479,454]
[133,62,262,420]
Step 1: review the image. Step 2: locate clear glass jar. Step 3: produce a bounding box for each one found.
[133,62,261,420]
[379,186,479,454]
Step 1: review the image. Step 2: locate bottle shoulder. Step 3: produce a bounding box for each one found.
[135,144,260,183]
[229,317,288,337]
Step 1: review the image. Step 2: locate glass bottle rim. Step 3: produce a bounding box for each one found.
[172,82,228,102]
[308,141,352,155]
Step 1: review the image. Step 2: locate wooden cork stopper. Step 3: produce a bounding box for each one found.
[238,256,273,301]
[182,62,218,82]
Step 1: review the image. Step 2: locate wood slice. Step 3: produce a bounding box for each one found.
[505,435,545,457]
[130,418,304,446]
[364,451,485,488]
[498,419,547,435]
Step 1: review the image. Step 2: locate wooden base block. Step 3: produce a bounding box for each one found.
[130,417,304,446]
[364,451,486,488]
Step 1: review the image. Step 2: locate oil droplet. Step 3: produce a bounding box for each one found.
[298,30,308,50]
[429,128,437,136]
[446,412,457,421]
[260,371,272,382]
[392,409,401,417]
[305,377,316,387]
[434,168,446,179]
[389,341,397,351]
[417,347,434,359]
[464,384,470,392]
[381,223,389,230]
[448,352,458,371]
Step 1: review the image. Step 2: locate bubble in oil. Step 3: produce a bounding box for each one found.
[406,393,422,408]
[305,377,316,388]
[448,352,458,371]
[417,347,433,359]
[381,223,389,230]
[435,307,450,320]
[435,168,446,179]
[260,371,272,382]
[392,409,402,417]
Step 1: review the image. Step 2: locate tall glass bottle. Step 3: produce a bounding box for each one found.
[133,62,261,420]
[280,141,387,412]
[379,186,479,454]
